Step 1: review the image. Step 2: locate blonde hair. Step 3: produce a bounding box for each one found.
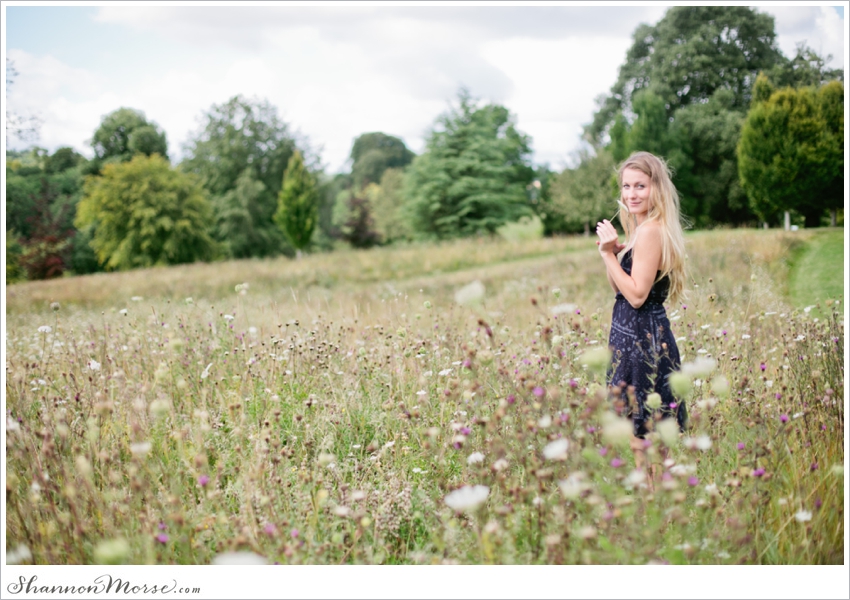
[616,152,687,306]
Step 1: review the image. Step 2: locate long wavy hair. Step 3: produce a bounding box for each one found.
[616,152,687,306]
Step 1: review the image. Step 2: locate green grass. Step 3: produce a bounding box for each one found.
[787,228,845,312]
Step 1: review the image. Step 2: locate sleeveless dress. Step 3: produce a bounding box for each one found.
[607,248,687,438]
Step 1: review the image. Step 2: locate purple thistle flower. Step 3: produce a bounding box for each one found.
[587,426,596,433]
[158,522,167,530]
[198,475,210,487]
[290,528,300,539]
[264,523,277,535]
[569,379,578,389]
[610,458,624,468]
[780,414,788,422]
[670,402,677,409]
[752,468,765,477]
[532,386,544,398]
[575,309,581,314]
[460,427,471,435]
[821,424,827,431]
[462,359,471,369]
[507,394,516,404]
[760,363,766,371]
[815,498,822,509]
[737,442,746,451]
[810,462,818,472]
[775,393,782,400]
[722,330,727,336]
[156,533,169,544]
[687,476,699,486]
[599,447,608,457]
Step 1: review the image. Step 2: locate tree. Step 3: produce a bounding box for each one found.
[182,95,304,258]
[363,168,411,243]
[75,154,216,270]
[350,132,415,190]
[670,88,754,226]
[738,77,844,227]
[586,6,784,146]
[549,149,617,236]
[274,150,318,257]
[768,43,844,89]
[91,108,168,164]
[403,89,535,238]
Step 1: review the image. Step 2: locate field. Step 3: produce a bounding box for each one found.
[4,228,845,566]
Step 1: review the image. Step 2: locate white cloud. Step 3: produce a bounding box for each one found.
[6,5,844,173]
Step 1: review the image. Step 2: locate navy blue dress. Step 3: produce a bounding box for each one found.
[607,249,687,438]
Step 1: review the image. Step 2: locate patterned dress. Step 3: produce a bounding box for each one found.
[607,248,687,438]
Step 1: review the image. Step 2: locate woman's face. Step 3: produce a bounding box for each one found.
[621,168,652,220]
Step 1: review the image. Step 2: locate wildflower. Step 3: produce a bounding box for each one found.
[6,416,21,433]
[552,288,561,298]
[610,458,624,468]
[88,360,101,371]
[645,392,663,410]
[131,296,143,302]
[6,544,32,565]
[668,372,692,397]
[752,468,765,478]
[794,510,812,523]
[760,362,766,371]
[290,529,300,538]
[492,458,509,472]
[119,309,128,316]
[578,347,612,374]
[185,297,194,304]
[263,523,277,535]
[695,435,712,451]
[198,475,210,487]
[550,303,577,315]
[50,302,60,311]
[444,485,489,512]
[601,412,633,446]
[741,334,751,340]
[212,551,268,565]
[455,280,485,306]
[543,439,569,461]
[688,476,699,487]
[333,506,351,517]
[558,473,589,499]
[532,386,545,398]
[578,526,597,540]
[792,412,804,420]
[37,325,52,334]
[705,483,719,496]
[810,462,818,472]
[624,469,646,488]
[94,538,130,565]
[412,467,427,474]
[780,414,788,423]
[681,356,716,378]
[438,368,452,377]
[423,301,432,309]
[537,415,552,428]
[130,442,152,457]
[223,315,235,321]
[711,376,730,397]
[201,363,213,379]
[467,452,485,465]
[737,442,745,451]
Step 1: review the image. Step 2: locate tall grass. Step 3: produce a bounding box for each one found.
[4,229,843,564]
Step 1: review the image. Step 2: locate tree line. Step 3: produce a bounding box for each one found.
[5,6,844,283]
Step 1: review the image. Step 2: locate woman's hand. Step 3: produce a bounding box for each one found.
[596,219,625,256]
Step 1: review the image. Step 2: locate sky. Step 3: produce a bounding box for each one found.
[3,3,847,174]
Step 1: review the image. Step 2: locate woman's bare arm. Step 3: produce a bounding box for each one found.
[597,221,662,309]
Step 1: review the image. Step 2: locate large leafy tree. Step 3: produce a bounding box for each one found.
[738,76,844,227]
[350,132,415,190]
[274,150,318,257]
[549,149,617,236]
[585,6,784,146]
[75,154,216,270]
[363,168,411,244]
[403,90,535,238]
[181,95,302,258]
[91,107,168,165]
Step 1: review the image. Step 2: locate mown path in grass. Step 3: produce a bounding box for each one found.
[786,228,845,311]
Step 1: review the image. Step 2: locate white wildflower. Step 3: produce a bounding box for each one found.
[741,334,751,340]
[223,315,235,321]
[212,551,268,565]
[558,473,588,499]
[438,368,452,377]
[794,510,812,523]
[130,442,152,456]
[550,303,577,315]
[542,438,569,461]
[119,309,128,316]
[130,296,143,302]
[37,325,52,334]
[88,360,101,371]
[467,452,485,465]
[454,280,485,306]
[6,416,21,433]
[623,469,646,488]
[444,485,489,512]
[681,356,716,378]
[492,458,509,472]
[695,435,712,451]
[601,412,633,446]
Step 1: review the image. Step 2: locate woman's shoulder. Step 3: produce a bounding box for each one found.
[634,220,663,246]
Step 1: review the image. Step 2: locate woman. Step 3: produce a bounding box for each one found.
[595,151,688,477]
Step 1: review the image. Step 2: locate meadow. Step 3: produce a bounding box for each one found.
[4,228,844,565]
